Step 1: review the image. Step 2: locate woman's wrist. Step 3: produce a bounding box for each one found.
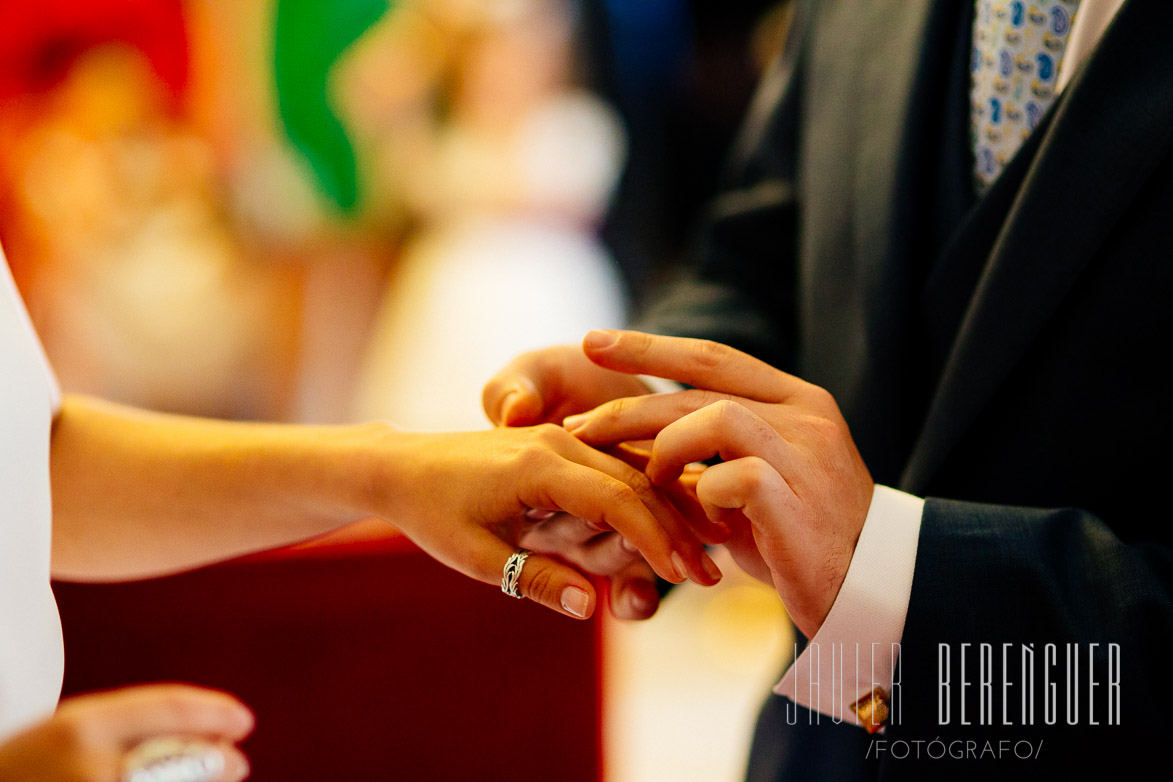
[338,421,427,532]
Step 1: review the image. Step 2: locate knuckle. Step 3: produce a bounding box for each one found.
[802,413,841,442]
[598,396,631,425]
[530,422,567,447]
[626,331,654,356]
[694,339,728,370]
[709,398,742,418]
[524,562,558,605]
[805,383,838,411]
[741,456,776,493]
[603,479,640,509]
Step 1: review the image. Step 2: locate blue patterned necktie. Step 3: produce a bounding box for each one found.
[970,0,1082,193]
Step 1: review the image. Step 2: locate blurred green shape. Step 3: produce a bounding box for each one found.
[274,0,391,214]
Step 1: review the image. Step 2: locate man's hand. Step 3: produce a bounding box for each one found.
[482,344,652,427]
[563,330,875,639]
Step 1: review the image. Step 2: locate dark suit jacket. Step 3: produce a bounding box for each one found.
[637,0,1173,778]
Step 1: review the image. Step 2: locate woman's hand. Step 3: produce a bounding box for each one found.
[366,423,723,619]
[0,685,253,782]
[563,330,875,639]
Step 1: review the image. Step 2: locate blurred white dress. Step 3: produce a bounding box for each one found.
[353,93,627,430]
[0,251,64,741]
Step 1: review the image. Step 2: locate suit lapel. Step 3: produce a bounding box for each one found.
[800,0,972,482]
[902,0,1173,492]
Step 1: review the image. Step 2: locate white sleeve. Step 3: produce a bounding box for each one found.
[773,485,924,731]
[1,252,61,414]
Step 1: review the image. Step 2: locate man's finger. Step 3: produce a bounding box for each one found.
[695,457,797,522]
[582,330,803,402]
[566,389,745,446]
[646,400,797,487]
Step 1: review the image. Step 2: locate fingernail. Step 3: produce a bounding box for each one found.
[701,552,723,583]
[501,390,520,416]
[562,413,589,432]
[584,330,617,350]
[619,536,640,554]
[561,586,591,618]
[670,551,687,582]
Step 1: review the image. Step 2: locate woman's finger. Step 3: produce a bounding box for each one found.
[534,435,723,586]
[573,532,645,576]
[602,441,654,472]
[530,458,718,586]
[646,399,797,487]
[460,525,598,619]
[62,685,254,748]
[582,330,804,402]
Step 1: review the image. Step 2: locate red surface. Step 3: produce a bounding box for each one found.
[53,533,602,782]
[0,0,188,104]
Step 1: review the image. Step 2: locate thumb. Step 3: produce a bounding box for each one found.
[484,374,545,427]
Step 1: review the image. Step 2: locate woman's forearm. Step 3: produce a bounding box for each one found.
[49,394,392,581]
[48,393,719,618]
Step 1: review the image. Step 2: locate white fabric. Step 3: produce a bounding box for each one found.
[775,1,1124,728]
[0,251,64,741]
[353,217,626,430]
[774,486,924,729]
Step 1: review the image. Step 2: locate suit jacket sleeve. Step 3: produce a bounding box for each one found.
[632,9,806,373]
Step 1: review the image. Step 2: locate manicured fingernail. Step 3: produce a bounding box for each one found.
[670,551,687,582]
[620,536,640,554]
[584,330,617,350]
[701,552,722,583]
[561,586,590,618]
[563,413,589,432]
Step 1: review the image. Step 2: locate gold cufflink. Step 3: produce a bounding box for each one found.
[850,686,890,734]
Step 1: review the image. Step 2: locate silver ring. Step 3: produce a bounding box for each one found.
[122,737,226,782]
[501,548,531,599]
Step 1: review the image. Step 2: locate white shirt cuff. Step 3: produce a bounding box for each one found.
[773,484,924,729]
[638,375,685,395]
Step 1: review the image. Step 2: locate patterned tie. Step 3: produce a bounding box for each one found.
[970,0,1082,192]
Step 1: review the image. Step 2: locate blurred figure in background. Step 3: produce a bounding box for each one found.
[2,47,276,419]
[347,0,627,430]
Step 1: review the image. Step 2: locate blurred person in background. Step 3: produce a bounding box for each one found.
[346,0,627,430]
